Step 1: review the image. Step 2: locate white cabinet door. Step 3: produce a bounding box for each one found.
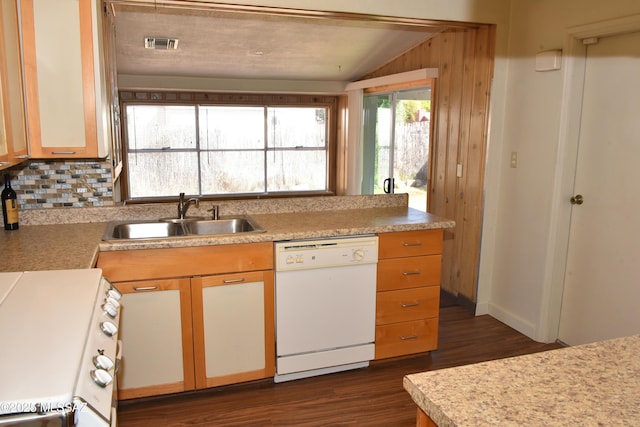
[116,278,194,399]
[20,0,109,158]
[192,271,275,388]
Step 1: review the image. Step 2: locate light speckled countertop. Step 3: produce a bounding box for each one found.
[404,335,640,426]
[1,223,106,272]
[1,195,454,272]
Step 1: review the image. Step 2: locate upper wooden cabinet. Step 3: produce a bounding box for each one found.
[0,0,28,170]
[20,0,110,159]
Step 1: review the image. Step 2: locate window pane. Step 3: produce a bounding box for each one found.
[126,105,196,150]
[267,107,326,148]
[128,152,199,197]
[199,106,264,150]
[267,150,326,191]
[200,151,265,194]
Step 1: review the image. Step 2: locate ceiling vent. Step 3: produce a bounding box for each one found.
[144,37,179,50]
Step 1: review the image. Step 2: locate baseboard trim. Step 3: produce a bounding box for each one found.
[487,303,537,340]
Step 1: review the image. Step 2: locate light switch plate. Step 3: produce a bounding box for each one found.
[535,50,562,72]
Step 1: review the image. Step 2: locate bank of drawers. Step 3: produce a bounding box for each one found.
[375,229,443,360]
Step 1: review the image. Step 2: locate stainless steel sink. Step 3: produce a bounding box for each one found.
[102,215,265,241]
[108,221,187,239]
[158,216,207,223]
[184,218,260,235]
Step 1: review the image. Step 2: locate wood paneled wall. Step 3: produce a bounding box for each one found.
[360,26,496,303]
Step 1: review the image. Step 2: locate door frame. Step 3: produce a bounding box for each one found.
[361,86,433,199]
[537,14,640,342]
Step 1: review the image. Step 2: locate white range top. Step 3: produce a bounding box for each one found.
[0,272,21,306]
[0,269,103,414]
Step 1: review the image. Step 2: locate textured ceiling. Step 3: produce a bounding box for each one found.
[112,5,445,82]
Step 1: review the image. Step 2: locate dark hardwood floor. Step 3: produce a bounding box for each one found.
[118,306,562,427]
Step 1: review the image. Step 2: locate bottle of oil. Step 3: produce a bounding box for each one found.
[2,173,19,230]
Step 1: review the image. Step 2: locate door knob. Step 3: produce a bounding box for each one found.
[570,194,584,205]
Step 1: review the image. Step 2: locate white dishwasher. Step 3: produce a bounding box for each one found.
[274,235,378,383]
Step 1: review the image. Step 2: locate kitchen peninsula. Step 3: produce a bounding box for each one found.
[1,195,454,399]
[404,334,640,426]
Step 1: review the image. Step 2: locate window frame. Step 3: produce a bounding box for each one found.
[119,90,338,202]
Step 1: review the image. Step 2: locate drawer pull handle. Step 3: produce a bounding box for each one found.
[402,271,421,276]
[133,286,158,291]
[51,151,77,155]
[401,302,420,308]
[223,278,246,284]
[403,242,422,247]
[401,335,418,340]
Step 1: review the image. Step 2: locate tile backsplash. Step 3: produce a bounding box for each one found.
[6,160,114,209]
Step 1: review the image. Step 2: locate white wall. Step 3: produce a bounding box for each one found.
[480,0,640,341]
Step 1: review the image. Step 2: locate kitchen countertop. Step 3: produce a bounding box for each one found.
[1,203,454,272]
[0,223,106,272]
[403,335,640,426]
[98,207,453,251]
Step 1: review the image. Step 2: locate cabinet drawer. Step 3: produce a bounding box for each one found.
[378,229,443,259]
[377,255,442,291]
[97,242,273,282]
[376,286,439,325]
[375,318,438,359]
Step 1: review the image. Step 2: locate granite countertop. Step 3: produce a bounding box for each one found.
[1,195,454,272]
[0,222,107,272]
[404,335,640,426]
[98,207,452,251]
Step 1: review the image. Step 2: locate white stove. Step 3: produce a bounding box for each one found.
[0,269,121,426]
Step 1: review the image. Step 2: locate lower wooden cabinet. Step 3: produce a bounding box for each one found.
[192,271,275,389]
[115,278,194,400]
[97,243,274,399]
[375,286,439,325]
[375,230,443,360]
[375,318,439,360]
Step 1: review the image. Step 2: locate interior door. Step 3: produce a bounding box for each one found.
[558,31,640,345]
[362,87,431,211]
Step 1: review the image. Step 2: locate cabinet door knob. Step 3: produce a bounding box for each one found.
[570,194,584,205]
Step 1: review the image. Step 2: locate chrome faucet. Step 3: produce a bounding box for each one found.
[177,192,200,219]
[209,205,220,220]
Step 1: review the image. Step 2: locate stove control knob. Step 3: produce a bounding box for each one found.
[94,354,114,371]
[106,287,122,301]
[102,301,118,318]
[100,321,118,337]
[91,368,113,388]
[106,296,120,308]
[353,249,365,261]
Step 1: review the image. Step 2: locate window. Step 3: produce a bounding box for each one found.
[121,92,336,200]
